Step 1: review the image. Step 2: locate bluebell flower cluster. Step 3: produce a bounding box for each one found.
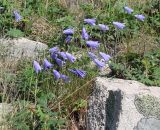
[82,27,89,40]
[33,46,85,82]
[86,41,100,49]
[33,61,42,74]
[68,69,86,78]
[124,6,133,14]
[98,24,109,31]
[65,35,72,43]
[33,6,146,82]
[13,10,23,22]
[63,28,74,44]
[84,18,96,26]
[88,51,111,69]
[63,28,74,35]
[43,59,53,70]
[135,14,145,21]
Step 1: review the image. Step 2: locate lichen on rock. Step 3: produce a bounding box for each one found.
[134,94,160,119]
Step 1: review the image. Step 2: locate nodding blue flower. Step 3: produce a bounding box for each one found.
[88,52,97,60]
[68,69,86,78]
[86,41,100,49]
[98,24,109,31]
[49,47,59,53]
[43,59,53,69]
[124,6,133,14]
[82,27,89,40]
[93,59,105,69]
[13,10,22,22]
[65,35,72,43]
[53,70,61,80]
[66,52,76,63]
[84,18,96,26]
[135,14,145,21]
[59,52,68,60]
[33,61,42,74]
[113,22,125,29]
[51,53,57,60]
[63,28,74,35]
[61,74,70,83]
[99,52,111,62]
[55,58,66,67]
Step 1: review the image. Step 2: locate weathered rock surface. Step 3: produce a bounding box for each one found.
[87,78,160,130]
[0,38,48,59]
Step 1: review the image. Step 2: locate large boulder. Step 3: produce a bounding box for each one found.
[87,78,160,130]
[0,38,48,60]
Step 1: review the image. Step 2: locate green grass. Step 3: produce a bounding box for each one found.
[0,0,160,129]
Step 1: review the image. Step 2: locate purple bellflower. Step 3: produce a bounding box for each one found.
[59,52,68,60]
[65,35,72,43]
[49,47,59,53]
[68,69,86,78]
[98,24,109,31]
[13,10,22,22]
[88,52,97,60]
[63,28,74,35]
[33,61,42,74]
[66,52,76,63]
[43,59,53,69]
[53,70,61,80]
[124,6,133,14]
[61,74,70,83]
[55,58,66,67]
[51,53,57,60]
[82,27,89,40]
[93,59,105,69]
[99,52,111,62]
[86,41,100,49]
[135,14,145,21]
[113,22,125,29]
[84,18,96,26]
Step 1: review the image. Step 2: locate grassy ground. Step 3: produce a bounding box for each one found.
[0,0,160,129]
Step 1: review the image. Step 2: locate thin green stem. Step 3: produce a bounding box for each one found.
[101,31,107,53]
[34,77,38,106]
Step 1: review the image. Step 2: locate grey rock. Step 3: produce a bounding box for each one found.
[134,118,160,130]
[87,78,160,130]
[0,38,48,60]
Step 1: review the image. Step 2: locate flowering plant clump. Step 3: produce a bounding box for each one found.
[2,4,149,130]
[32,5,145,85]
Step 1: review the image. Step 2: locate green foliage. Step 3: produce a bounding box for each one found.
[9,97,65,130]
[73,99,87,111]
[7,28,24,38]
[110,50,160,86]
[0,0,68,39]
[144,0,160,33]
